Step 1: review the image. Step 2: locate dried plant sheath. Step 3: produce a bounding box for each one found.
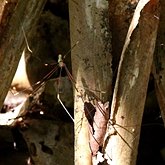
[105,0,160,164]
[85,101,109,156]
[0,0,47,109]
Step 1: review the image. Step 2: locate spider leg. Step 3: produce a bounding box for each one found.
[32,64,59,94]
[64,64,78,92]
[57,66,74,123]
[57,93,74,123]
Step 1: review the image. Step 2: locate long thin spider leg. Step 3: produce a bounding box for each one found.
[57,66,63,95]
[64,64,76,83]
[63,65,96,126]
[63,41,79,59]
[57,66,74,123]
[64,63,110,134]
[31,64,59,94]
[11,63,60,97]
[95,102,106,117]
[113,123,135,134]
[64,64,78,92]
[112,125,133,149]
[62,54,140,149]
[57,94,74,123]
[65,64,106,94]
[64,65,102,127]
[36,64,59,85]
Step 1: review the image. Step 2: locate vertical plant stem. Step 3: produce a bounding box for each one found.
[69,0,112,164]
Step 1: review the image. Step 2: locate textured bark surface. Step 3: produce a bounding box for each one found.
[69,0,112,164]
[109,0,136,71]
[0,0,47,110]
[0,0,18,36]
[152,0,165,126]
[105,0,160,165]
[0,0,6,22]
